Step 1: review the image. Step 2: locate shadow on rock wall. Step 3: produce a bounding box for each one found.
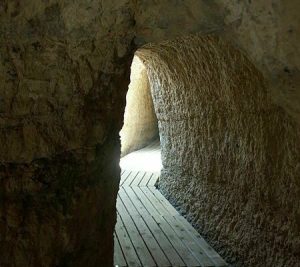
[137,35,300,267]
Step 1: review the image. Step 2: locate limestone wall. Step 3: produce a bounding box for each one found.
[0,1,134,266]
[120,56,158,156]
[135,0,300,124]
[138,35,300,266]
[0,0,299,266]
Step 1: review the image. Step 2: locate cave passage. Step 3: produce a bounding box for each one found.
[119,55,162,172]
[1,2,299,267]
[114,53,227,267]
[119,55,160,156]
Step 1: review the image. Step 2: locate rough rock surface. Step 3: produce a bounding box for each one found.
[0,1,134,266]
[138,35,300,267]
[0,0,299,266]
[120,56,158,156]
[135,0,300,124]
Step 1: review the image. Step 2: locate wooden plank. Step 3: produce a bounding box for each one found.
[119,188,140,216]
[123,187,186,267]
[142,187,178,216]
[121,170,131,179]
[164,214,215,267]
[139,172,153,187]
[130,214,170,266]
[147,187,179,215]
[130,171,146,187]
[120,170,128,185]
[147,173,159,186]
[141,213,186,267]
[131,187,200,266]
[123,171,138,186]
[120,170,132,186]
[175,216,228,267]
[114,234,127,267]
[119,188,171,266]
[115,214,141,267]
[117,144,227,266]
[152,217,200,266]
[117,197,156,267]
[131,187,161,217]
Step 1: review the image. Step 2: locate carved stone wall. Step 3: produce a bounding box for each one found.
[138,35,300,266]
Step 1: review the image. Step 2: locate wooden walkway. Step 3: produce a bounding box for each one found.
[114,145,227,267]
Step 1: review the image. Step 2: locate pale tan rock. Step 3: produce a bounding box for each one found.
[120,56,158,156]
[0,0,299,266]
[137,35,300,267]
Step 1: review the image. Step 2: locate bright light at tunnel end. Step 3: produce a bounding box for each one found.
[119,149,162,173]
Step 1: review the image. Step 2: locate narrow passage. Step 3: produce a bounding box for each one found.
[114,141,227,267]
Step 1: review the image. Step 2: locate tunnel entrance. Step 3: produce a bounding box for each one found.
[114,49,227,267]
[120,55,160,157]
[119,54,162,173]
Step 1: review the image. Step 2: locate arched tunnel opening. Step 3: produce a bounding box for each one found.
[1,2,300,267]
[116,35,253,267]
[119,55,162,173]
[114,34,300,267]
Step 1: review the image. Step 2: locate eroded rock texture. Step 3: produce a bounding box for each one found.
[0,1,134,266]
[0,0,299,266]
[120,56,158,156]
[135,0,300,123]
[138,35,300,267]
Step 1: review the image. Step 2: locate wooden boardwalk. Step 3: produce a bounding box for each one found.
[115,145,227,267]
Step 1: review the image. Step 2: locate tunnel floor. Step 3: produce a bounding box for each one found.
[114,142,227,267]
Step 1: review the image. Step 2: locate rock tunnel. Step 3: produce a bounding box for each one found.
[120,55,159,157]
[119,35,300,267]
[1,1,300,267]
